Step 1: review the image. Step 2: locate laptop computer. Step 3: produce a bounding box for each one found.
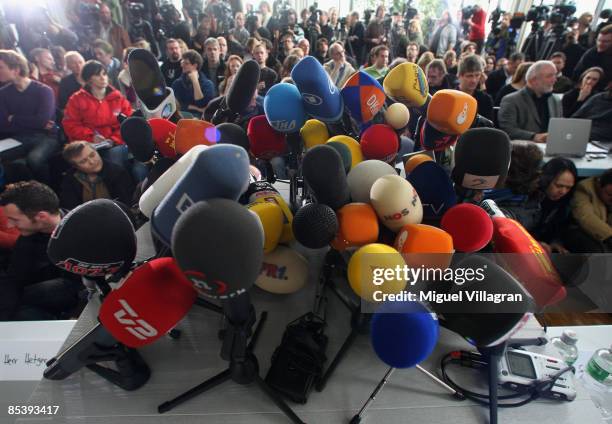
[545,118,592,157]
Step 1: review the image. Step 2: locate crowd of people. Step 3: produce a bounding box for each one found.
[0,1,611,321]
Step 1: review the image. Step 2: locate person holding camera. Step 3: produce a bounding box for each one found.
[365,5,386,55]
[98,3,131,59]
[466,4,486,54]
[347,12,365,64]
[127,2,159,59]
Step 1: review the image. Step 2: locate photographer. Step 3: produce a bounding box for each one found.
[97,3,131,60]
[465,4,486,54]
[389,12,407,60]
[127,2,159,59]
[347,12,365,64]
[365,6,386,55]
[157,4,192,48]
[229,12,250,46]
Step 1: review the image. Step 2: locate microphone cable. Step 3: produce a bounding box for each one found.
[440,350,575,408]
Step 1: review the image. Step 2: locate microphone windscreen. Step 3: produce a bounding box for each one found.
[264,83,307,133]
[98,258,196,348]
[247,201,284,253]
[384,103,410,129]
[247,115,287,160]
[407,161,456,219]
[175,119,218,154]
[370,175,423,231]
[291,56,344,123]
[139,145,207,218]
[371,301,439,368]
[216,122,250,151]
[326,141,352,174]
[120,117,155,162]
[360,124,399,163]
[173,199,263,299]
[300,119,329,150]
[149,118,177,158]
[383,63,428,107]
[492,217,566,307]
[327,135,363,169]
[302,145,350,210]
[427,89,477,135]
[394,223,453,269]
[128,49,176,119]
[244,181,294,243]
[151,144,250,245]
[347,160,397,204]
[255,246,308,294]
[420,119,458,152]
[441,204,493,252]
[331,203,379,251]
[452,128,511,189]
[347,243,407,301]
[292,203,338,249]
[48,199,136,276]
[341,71,386,123]
[227,60,261,114]
[404,153,433,174]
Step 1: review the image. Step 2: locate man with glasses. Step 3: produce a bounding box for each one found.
[324,42,355,87]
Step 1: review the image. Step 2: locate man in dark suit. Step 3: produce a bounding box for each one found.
[457,54,494,121]
[486,52,524,100]
[498,60,562,142]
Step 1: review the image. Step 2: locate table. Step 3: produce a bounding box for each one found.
[535,143,612,177]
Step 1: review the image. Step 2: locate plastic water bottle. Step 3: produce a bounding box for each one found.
[550,330,579,365]
[580,345,612,420]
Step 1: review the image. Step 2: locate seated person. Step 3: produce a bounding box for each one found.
[218,55,243,96]
[58,51,85,110]
[495,61,532,106]
[564,168,612,253]
[457,54,494,120]
[0,181,82,321]
[324,42,356,88]
[0,50,58,184]
[252,43,278,96]
[364,45,390,80]
[562,66,604,117]
[486,52,524,100]
[30,48,62,99]
[92,39,121,88]
[550,52,575,93]
[498,60,562,142]
[571,84,612,142]
[443,50,457,75]
[201,37,226,96]
[426,59,457,95]
[572,24,612,86]
[60,141,135,210]
[171,50,215,115]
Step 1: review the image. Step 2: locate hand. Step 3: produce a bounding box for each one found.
[578,83,593,101]
[533,133,548,143]
[44,120,55,130]
[187,70,199,81]
[93,134,106,143]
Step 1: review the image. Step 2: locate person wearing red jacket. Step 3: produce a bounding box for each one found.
[468,5,487,54]
[63,60,146,182]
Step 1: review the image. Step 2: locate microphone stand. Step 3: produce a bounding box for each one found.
[158,293,306,424]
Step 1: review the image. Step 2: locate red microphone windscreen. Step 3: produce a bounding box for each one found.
[360,124,399,163]
[149,118,177,158]
[247,115,286,160]
[99,258,197,348]
[441,204,493,252]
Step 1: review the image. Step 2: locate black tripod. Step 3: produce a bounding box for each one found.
[158,293,306,424]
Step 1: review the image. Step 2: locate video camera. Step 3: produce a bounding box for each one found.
[404,0,418,22]
[208,0,234,35]
[79,3,100,28]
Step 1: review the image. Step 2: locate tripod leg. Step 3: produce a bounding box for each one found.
[315,328,359,391]
[350,367,395,424]
[415,365,463,399]
[194,297,224,314]
[158,368,232,413]
[247,311,268,351]
[254,375,306,424]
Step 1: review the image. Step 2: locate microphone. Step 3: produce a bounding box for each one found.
[172,198,263,299]
[417,118,459,152]
[291,56,344,123]
[491,217,567,307]
[330,203,379,251]
[48,199,136,278]
[440,203,493,252]
[371,301,439,369]
[404,153,434,175]
[292,203,338,249]
[407,161,457,220]
[242,181,294,243]
[264,83,307,133]
[347,243,407,302]
[327,135,363,169]
[302,145,351,210]
[246,201,284,253]
[370,175,423,231]
[480,199,506,219]
[394,223,454,269]
[383,62,429,107]
[326,141,353,174]
[128,49,177,120]
[149,118,177,158]
[151,144,251,246]
[300,119,329,150]
[216,122,251,152]
[174,119,218,154]
[384,103,410,130]
[340,71,386,124]
[347,160,397,204]
[360,124,399,163]
[452,128,511,190]
[247,115,287,160]
[120,117,155,162]
[427,89,478,135]
[139,145,208,218]
[255,246,308,294]
[227,60,261,115]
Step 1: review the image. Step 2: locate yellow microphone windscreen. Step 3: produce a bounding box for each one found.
[247,202,284,253]
[327,135,364,169]
[383,63,429,107]
[301,119,329,150]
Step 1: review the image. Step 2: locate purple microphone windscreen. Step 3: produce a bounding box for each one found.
[227,60,261,114]
[302,144,351,210]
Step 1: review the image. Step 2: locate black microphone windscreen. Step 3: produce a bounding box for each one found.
[120,116,155,162]
[302,145,351,210]
[216,122,250,151]
[128,49,167,110]
[172,199,263,299]
[226,60,261,114]
[292,203,338,249]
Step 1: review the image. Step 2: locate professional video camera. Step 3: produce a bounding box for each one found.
[461,5,475,35]
[208,0,234,35]
[128,2,146,23]
[404,0,418,22]
[276,0,293,29]
[598,9,612,32]
[522,1,576,60]
[245,10,259,34]
[364,9,374,26]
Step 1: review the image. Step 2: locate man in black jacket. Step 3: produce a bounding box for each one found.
[0,181,82,320]
[486,52,524,100]
[573,24,612,86]
[60,141,135,210]
[572,87,612,142]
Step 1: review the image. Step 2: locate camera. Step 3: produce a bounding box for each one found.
[79,3,101,28]
[209,1,234,35]
[363,9,374,26]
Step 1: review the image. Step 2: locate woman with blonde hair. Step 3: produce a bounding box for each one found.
[417,51,434,72]
[407,19,424,46]
[218,55,244,95]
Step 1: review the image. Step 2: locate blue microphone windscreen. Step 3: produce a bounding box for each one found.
[264,83,307,133]
[291,56,344,123]
[408,161,457,219]
[341,71,385,123]
[371,301,439,369]
[150,144,251,245]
